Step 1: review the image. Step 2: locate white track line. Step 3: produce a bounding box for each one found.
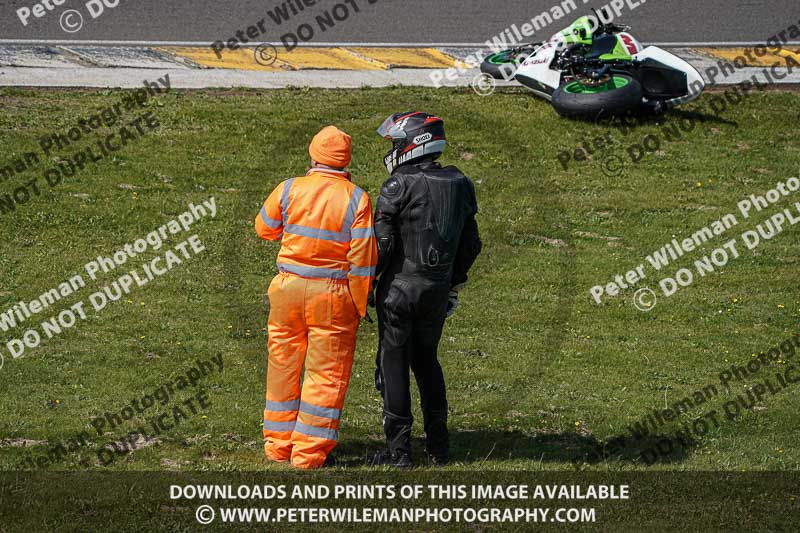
[0,40,798,48]
[644,41,800,47]
[5,40,482,47]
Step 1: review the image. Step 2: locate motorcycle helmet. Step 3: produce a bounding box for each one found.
[377,111,446,173]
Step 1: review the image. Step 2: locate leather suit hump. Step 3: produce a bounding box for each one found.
[374,161,480,284]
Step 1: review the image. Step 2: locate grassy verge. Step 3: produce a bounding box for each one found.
[0,86,798,478]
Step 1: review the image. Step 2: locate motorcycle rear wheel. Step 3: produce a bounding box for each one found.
[551,74,643,118]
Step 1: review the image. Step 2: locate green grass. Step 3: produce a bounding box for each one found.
[0,85,799,481]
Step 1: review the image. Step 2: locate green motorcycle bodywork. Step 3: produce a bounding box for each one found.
[486,17,635,69]
[560,16,595,45]
[560,16,634,61]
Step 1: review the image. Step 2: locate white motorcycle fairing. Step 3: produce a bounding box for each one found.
[513,39,564,100]
[631,46,705,105]
[513,33,705,107]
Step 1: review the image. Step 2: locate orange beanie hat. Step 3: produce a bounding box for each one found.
[309,126,352,168]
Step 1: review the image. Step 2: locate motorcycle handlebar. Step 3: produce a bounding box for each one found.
[590,7,629,34]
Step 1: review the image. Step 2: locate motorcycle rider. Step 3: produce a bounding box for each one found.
[370,111,482,468]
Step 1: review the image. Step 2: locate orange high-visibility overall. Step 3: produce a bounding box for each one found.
[255,167,377,469]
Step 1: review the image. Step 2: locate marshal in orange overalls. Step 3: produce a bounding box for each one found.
[255,126,377,469]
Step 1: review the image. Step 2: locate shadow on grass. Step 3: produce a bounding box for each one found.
[664,107,738,127]
[334,429,693,468]
[569,106,739,128]
[449,429,692,466]
[592,109,739,131]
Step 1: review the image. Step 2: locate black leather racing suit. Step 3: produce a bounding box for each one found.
[374,160,482,460]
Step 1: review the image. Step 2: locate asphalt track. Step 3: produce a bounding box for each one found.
[0,0,797,45]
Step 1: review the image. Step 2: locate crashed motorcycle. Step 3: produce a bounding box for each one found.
[480,11,705,117]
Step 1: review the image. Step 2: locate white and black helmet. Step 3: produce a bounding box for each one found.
[377,111,446,174]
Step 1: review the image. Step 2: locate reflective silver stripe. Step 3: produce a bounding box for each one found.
[277,263,348,280]
[284,224,350,243]
[279,184,365,242]
[299,401,341,420]
[294,421,338,441]
[263,420,296,432]
[260,206,282,229]
[350,227,374,239]
[342,187,364,231]
[349,266,376,277]
[280,178,294,224]
[265,399,300,412]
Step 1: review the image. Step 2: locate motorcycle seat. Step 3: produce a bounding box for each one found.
[586,34,618,59]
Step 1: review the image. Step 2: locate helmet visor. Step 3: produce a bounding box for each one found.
[376,115,408,140]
